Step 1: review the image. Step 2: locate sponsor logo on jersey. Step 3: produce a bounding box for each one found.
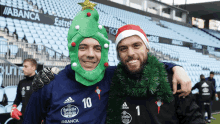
[122,102,129,109]
[202,82,209,87]
[121,111,132,124]
[64,97,75,104]
[61,119,79,123]
[61,104,79,118]
[95,86,102,100]
[21,87,25,97]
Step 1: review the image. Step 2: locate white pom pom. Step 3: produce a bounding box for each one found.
[72,62,77,67]
[75,25,80,30]
[98,25,102,30]
[104,43,108,48]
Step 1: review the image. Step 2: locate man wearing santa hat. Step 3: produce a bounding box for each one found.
[106,24,205,124]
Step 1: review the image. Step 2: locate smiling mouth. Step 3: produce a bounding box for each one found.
[128,60,138,64]
[82,60,96,64]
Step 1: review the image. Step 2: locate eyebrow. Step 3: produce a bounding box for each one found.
[79,44,101,47]
[118,41,142,48]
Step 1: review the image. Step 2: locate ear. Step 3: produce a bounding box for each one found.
[32,65,36,71]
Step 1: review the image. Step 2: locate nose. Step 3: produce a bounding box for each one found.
[127,47,135,57]
[87,47,95,59]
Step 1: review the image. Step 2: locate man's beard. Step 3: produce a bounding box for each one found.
[121,57,148,78]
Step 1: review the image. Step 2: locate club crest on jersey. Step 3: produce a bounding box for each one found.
[122,102,129,109]
[21,87,25,97]
[121,111,132,124]
[155,100,163,114]
[95,86,101,100]
[61,104,79,118]
[64,97,75,104]
[26,86,30,90]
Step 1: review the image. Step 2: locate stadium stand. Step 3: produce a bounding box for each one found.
[1,0,220,115]
[204,28,220,39]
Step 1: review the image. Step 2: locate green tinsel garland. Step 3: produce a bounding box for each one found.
[106,53,174,124]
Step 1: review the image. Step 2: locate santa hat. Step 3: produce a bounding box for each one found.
[115,24,150,51]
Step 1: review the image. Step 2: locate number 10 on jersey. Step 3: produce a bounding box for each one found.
[82,97,92,108]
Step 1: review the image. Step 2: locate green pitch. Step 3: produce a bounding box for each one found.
[210,113,220,124]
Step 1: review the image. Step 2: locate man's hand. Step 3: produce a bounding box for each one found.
[172,66,192,98]
[216,94,219,101]
[32,67,60,91]
[11,105,22,120]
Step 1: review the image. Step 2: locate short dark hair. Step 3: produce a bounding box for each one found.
[23,58,37,70]
[210,71,214,75]
[200,74,205,79]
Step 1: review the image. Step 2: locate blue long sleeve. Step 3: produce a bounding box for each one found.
[162,62,179,74]
[23,77,53,124]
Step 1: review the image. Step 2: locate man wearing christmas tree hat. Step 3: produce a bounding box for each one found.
[106,24,205,124]
[24,0,193,124]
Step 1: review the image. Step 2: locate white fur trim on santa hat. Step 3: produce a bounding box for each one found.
[115,30,151,51]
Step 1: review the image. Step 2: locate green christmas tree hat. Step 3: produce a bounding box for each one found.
[67,0,110,86]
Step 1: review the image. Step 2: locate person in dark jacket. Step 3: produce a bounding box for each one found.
[192,74,215,123]
[206,71,219,120]
[11,58,37,124]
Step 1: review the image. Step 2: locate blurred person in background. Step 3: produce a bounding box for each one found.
[11,58,37,124]
[192,74,215,123]
[206,71,219,120]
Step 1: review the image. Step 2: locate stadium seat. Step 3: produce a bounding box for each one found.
[26,37,34,44]
[9,45,18,56]
[37,30,43,35]
[0,21,6,30]
[29,26,35,30]
[0,88,4,102]
[25,33,32,38]
[30,30,37,34]
[32,34,39,38]
[56,41,62,45]
[5,104,13,113]
[56,33,61,37]
[0,44,8,55]
[45,44,52,48]
[0,105,6,114]
[4,86,17,103]
[40,35,46,39]
[35,38,42,44]
[0,40,7,45]
[7,26,15,36]
[17,32,25,41]
[59,45,65,50]
[63,50,69,56]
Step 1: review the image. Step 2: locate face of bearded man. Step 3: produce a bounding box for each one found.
[117,35,149,75]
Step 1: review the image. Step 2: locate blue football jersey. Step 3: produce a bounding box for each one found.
[23,64,116,124]
[23,62,177,124]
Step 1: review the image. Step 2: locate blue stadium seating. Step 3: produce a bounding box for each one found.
[0,105,6,114]
[4,86,17,104]
[0,88,4,102]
